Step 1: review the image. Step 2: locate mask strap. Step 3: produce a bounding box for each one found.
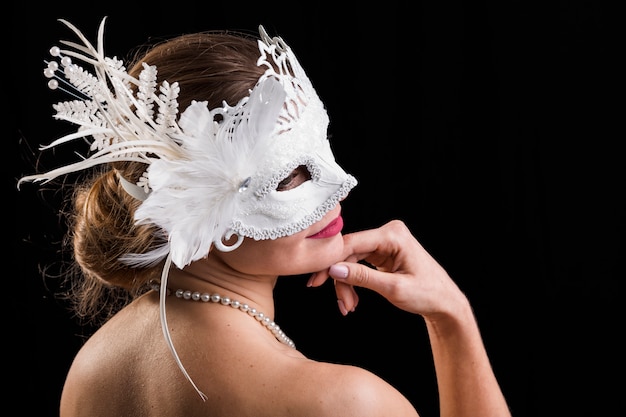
[158,253,208,401]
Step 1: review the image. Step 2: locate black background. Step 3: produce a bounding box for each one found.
[10,1,622,416]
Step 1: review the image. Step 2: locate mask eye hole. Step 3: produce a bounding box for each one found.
[276,165,311,191]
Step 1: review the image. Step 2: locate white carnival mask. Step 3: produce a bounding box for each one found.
[20,18,357,269]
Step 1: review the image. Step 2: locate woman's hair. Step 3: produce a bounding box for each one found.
[61,31,266,325]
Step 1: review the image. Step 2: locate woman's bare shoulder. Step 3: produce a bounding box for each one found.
[60,298,167,416]
[59,296,420,417]
[281,359,420,417]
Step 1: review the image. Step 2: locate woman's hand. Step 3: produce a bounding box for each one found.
[308,220,466,318]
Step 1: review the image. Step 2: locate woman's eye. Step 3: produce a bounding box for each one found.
[276,165,311,191]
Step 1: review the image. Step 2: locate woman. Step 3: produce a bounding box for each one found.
[20,18,510,416]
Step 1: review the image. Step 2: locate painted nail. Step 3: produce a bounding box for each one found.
[329,264,348,279]
[337,299,349,316]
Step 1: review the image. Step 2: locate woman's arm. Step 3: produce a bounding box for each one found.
[309,220,511,417]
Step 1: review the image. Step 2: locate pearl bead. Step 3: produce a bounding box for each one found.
[149,280,295,349]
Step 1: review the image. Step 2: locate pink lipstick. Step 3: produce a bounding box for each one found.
[307,216,344,239]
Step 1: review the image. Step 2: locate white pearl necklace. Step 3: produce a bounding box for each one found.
[150,281,296,349]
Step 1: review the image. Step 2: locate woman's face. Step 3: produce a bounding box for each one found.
[214,166,347,276]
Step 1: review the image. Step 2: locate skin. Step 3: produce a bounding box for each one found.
[310,220,512,417]
[59,168,510,417]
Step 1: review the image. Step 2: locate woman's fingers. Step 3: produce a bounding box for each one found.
[333,280,359,315]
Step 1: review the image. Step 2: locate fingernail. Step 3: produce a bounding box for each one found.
[337,299,349,316]
[306,275,314,287]
[329,264,348,279]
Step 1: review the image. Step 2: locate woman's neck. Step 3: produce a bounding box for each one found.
[165,252,279,320]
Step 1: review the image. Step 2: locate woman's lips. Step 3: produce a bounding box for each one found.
[307,216,344,239]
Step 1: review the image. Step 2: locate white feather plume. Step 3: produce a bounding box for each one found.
[19,17,296,270]
[131,75,286,267]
